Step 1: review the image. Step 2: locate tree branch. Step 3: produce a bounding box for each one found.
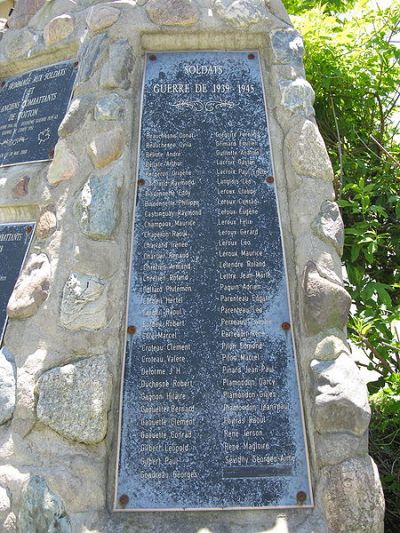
[370,134,400,168]
[330,95,344,197]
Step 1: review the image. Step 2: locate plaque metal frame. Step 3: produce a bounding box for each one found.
[114,50,313,512]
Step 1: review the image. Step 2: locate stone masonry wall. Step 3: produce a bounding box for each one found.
[0,1,384,532]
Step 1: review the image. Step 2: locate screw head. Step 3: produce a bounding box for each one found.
[248,53,255,60]
[127,325,137,334]
[73,61,79,69]
[26,225,33,234]
[266,175,274,184]
[281,322,291,331]
[296,491,307,505]
[149,54,157,61]
[119,494,129,506]
[137,178,145,186]
[48,149,55,159]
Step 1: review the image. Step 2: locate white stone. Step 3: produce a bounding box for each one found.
[7,253,51,320]
[37,356,112,444]
[95,94,125,121]
[311,353,371,436]
[0,348,15,426]
[2,512,16,533]
[279,78,315,116]
[58,96,94,138]
[18,476,71,533]
[146,0,199,26]
[88,127,124,168]
[86,6,120,32]
[269,0,291,24]
[312,200,344,254]
[7,0,45,30]
[4,30,36,60]
[286,119,334,181]
[214,0,267,28]
[316,432,368,467]
[320,456,385,532]
[0,485,10,519]
[77,33,108,85]
[60,273,108,331]
[79,174,120,240]
[47,141,78,185]
[271,28,304,66]
[44,15,74,46]
[100,40,134,90]
[314,333,350,360]
[303,261,351,335]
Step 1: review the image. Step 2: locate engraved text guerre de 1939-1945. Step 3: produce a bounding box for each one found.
[0,223,35,344]
[0,61,77,167]
[116,51,312,511]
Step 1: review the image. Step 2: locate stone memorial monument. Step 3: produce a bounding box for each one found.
[0,0,384,532]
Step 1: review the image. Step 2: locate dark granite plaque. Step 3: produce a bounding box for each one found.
[0,61,77,166]
[0,222,35,343]
[116,51,312,510]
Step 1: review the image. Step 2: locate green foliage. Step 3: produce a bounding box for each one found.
[285,0,400,381]
[369,374,400,527]
[284,2,400,528]
[284,0,356,14]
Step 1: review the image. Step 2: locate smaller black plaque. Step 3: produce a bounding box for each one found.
[0,223,35,343]
[0,61,77,166]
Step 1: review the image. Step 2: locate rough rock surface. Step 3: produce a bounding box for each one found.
[86,6,120,33]
[146,0,199,26]
[314,332,350,360]
[311,354,371,436]
[269,0,292,24]
[316,431,368,467]
[44,15,74,46]
[0,348,16,425]
[0,485,10,516]
[79,174,119,239]
[312,200,344,254]
[36,210,57,240]
[7,0,46,29]
[37,356,112,444]
[58,96,94,138]
[303,262,351,335]
[5,30,36,60]
[60,273,107,331]
[18,476,71,533]
[286,119,333,180]
[47,141,78,185]
[77,33,108,84]
[320,456,385,533]
[214,0,266,28]
[279,78,315,117]
[100,40,134,90]
[88,128,124,168]
[2,512,16,533]
[12,176,30,198]
[272,28,304,66]
[95,94,125,121]
[7,253,51,319]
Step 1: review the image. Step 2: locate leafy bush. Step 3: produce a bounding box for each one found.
[369,374,400,532]
[284,0,400,528]
[289,0,400,380]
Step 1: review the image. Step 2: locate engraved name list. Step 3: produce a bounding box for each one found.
[115,51,312,511]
